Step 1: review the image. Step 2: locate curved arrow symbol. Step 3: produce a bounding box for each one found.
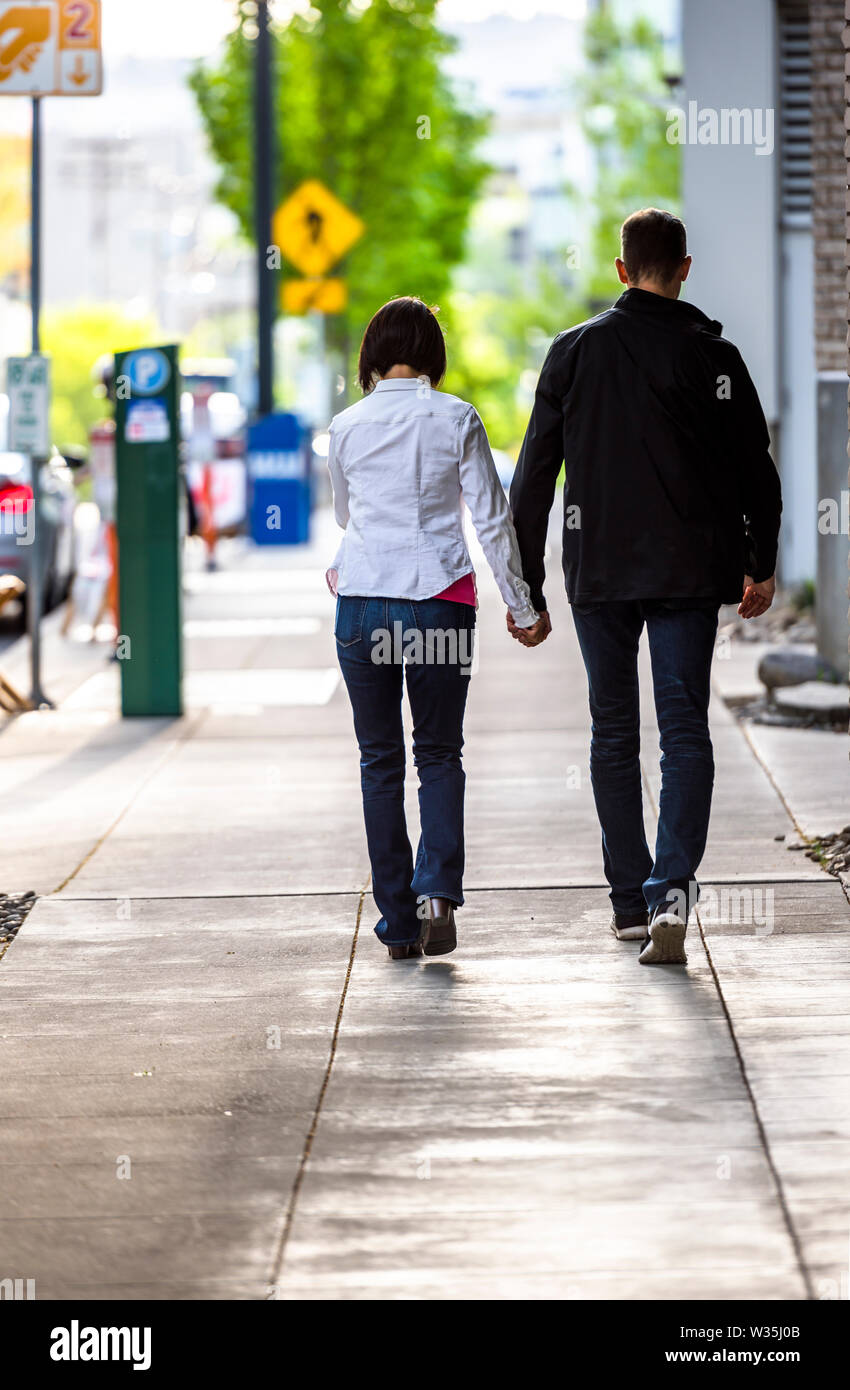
[0,5,51,83]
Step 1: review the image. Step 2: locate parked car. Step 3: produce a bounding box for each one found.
[0,451,77,624]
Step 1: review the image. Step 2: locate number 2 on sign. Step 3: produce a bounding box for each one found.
[64,2,95,43]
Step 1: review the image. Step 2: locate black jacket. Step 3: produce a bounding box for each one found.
[509,288,782,610]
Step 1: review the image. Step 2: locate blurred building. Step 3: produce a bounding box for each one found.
[844,4,849,683]
[0,51,258,408]
[844,0,850,682]
[34,57,252,348]
[681,0,846,673]
[444,13,590,291]
[810,0,848,677]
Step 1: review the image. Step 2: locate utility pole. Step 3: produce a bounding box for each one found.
[254,1,275,417]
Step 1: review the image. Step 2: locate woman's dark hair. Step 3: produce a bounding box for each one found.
[357,296,447,393]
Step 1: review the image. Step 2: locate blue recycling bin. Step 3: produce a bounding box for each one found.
[247,412,311,545]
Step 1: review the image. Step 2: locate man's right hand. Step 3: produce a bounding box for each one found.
[507,610,551,647]
[738,574,775,620]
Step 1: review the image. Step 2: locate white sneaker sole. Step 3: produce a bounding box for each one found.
[610,923,648,941]
[639,915,688,965]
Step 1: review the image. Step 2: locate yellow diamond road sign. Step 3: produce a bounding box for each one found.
[273,179,364,278]
[0,1,103,97]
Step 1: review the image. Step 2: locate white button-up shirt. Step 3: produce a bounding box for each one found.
[327,378,538,626]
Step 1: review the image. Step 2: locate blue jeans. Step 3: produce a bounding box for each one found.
[335,595,476,945]
[571,599,719,919]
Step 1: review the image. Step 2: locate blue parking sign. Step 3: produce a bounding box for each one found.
[123,349,172,397]
[247,413,311,546]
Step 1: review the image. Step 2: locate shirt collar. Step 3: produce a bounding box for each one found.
[373,377,432,391]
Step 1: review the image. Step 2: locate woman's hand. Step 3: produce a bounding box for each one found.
[506,610,551,647]
[325,568,339,597]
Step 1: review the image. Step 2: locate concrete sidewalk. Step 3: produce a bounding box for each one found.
[0,523,847,1300]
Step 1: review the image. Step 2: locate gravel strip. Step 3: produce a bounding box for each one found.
[0,891,36,962]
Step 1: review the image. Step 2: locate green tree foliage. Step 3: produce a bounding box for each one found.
[443,271,586,451]
[42,304,160,450]
[576,8,681,302]
[189,0,489,373]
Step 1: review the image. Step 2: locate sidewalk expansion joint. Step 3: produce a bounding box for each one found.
[44,876,826,904]
[267,874,369,1293]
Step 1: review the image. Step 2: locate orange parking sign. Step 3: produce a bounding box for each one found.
[0,0,101,96]
[57,0,101,93]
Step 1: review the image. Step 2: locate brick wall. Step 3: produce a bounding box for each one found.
[812,0,845,371]
[844,0,850,674]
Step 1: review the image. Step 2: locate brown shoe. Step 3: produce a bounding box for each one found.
[387,940,424,961]
[422,897,457,956]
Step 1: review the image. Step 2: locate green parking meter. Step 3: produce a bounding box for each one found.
[114,344,183,717]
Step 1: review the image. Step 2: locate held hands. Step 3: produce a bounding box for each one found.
[507,609,552,647]
[738,574,775,620]
[325,568,339,597]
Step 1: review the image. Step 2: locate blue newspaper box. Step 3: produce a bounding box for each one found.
[247,412,311,545]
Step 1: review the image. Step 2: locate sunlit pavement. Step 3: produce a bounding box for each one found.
[0,515,847,1300]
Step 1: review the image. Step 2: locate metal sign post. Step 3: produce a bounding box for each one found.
[28,93,49,706]
[1,1,104,708]
[254,0,275,418]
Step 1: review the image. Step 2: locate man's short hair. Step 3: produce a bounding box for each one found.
[357,296,446,393]
[620,208,687,286]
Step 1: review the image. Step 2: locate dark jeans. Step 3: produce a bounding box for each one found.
[335,595,476,945]
[571,599,719,919]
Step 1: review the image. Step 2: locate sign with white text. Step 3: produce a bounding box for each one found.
[6,353,50,455]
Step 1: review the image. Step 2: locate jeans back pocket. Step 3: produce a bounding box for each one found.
[334,596,367,648]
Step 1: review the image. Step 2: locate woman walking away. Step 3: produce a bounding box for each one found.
[326,296,549,961]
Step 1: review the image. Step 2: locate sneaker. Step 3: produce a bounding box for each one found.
[638,906,688,965]
[609,910,649,941]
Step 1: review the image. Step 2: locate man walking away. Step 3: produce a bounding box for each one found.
[509,208,781,965]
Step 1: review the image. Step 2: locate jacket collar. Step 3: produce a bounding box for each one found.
[614,287,722,336]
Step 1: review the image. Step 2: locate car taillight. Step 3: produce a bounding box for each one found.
[0,483,34,512]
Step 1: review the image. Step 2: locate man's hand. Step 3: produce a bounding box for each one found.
[507,610,551,647]
[738,574,775,620]
[325,568,339,597]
